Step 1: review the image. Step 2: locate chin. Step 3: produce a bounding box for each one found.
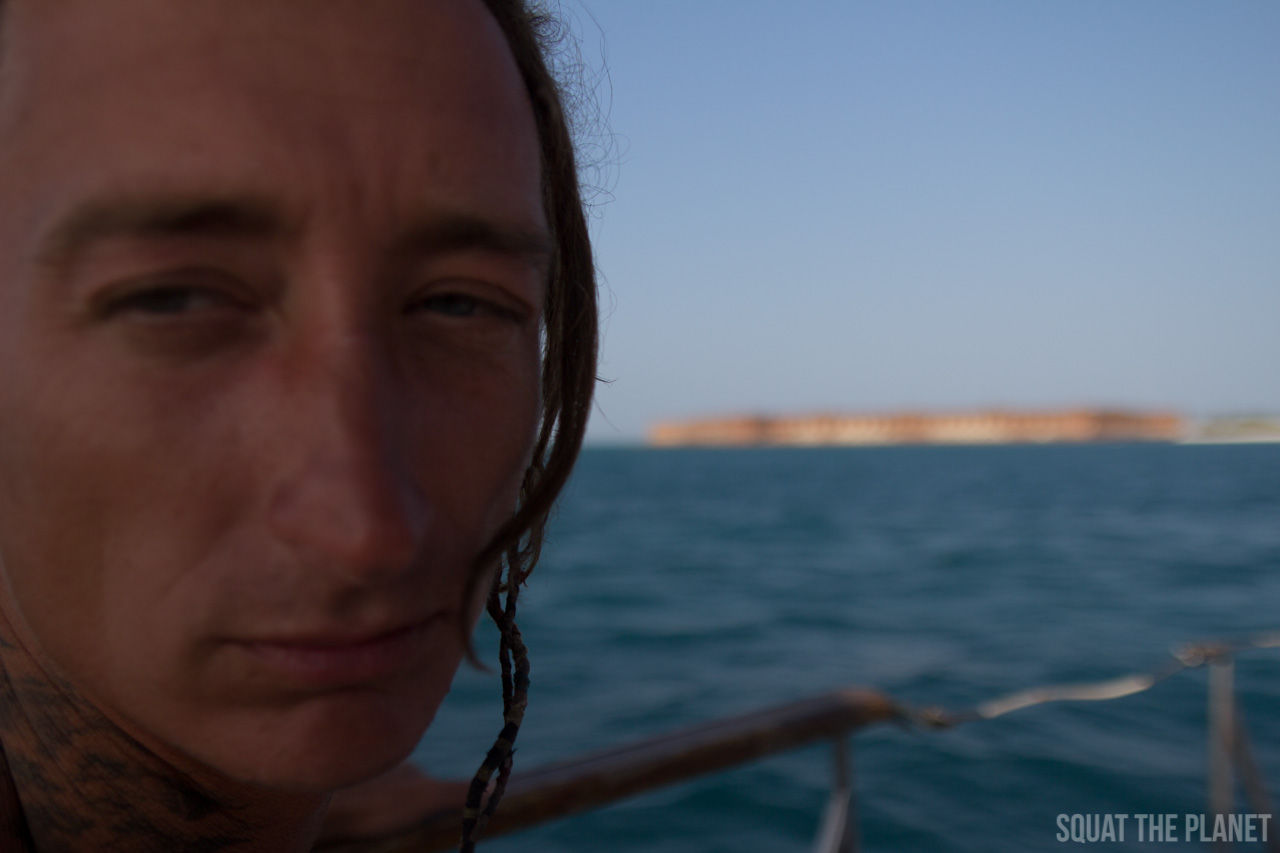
[203,689,443,794]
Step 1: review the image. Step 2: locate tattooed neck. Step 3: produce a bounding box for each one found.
[0,613,326,852]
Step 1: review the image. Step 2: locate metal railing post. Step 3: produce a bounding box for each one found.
[812,735,856,853]
[1207,656,1235,853]
[842,736,859,853]
[1231,710,1280,853]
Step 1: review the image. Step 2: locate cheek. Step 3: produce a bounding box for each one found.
[0,356,216,690]
[413,340,542,526]
[416,348,540,620]
[0,365,109,637]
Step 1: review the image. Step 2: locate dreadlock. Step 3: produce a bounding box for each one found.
[458,2,599,849]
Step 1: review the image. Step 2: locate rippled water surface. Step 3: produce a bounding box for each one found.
[415,444,1280,851]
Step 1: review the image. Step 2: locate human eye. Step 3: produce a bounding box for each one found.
[89,269,262,360]
[108,284,235,317]
[95,268,251,322]
[406,285,527,324]
[415,292,484,318]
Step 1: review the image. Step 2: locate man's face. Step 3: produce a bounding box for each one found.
[0,0,546,790]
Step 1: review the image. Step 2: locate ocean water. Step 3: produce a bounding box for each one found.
[414,444,1280,851]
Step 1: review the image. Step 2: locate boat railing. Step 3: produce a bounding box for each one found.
[317,631,1279,853]
[318,688,900,852]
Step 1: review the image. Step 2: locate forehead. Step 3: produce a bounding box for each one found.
[0,0,543,241]
[0,0,523,106]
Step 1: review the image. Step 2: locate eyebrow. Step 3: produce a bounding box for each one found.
[36,194,284,271]
[392,214,554,268]
[36,192,553,272]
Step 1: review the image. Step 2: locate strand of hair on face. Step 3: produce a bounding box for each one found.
[459,549,530,852]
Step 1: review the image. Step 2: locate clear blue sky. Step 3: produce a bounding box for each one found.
[564,1,1280,443]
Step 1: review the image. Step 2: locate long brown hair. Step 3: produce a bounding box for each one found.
[460,2,599,848]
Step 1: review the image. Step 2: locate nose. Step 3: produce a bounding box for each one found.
[265,334,427,584]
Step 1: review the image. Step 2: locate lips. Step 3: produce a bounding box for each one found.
[238,617,439,688]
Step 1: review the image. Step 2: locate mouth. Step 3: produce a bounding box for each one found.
[237,617,441,688]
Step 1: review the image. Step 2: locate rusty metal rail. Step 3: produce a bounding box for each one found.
[319,631,1278,853]
[318,688,901,852]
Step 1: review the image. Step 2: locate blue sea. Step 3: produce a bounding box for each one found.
[414,444,1280,851]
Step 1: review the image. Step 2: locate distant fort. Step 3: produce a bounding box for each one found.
[648,409,1185,447]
